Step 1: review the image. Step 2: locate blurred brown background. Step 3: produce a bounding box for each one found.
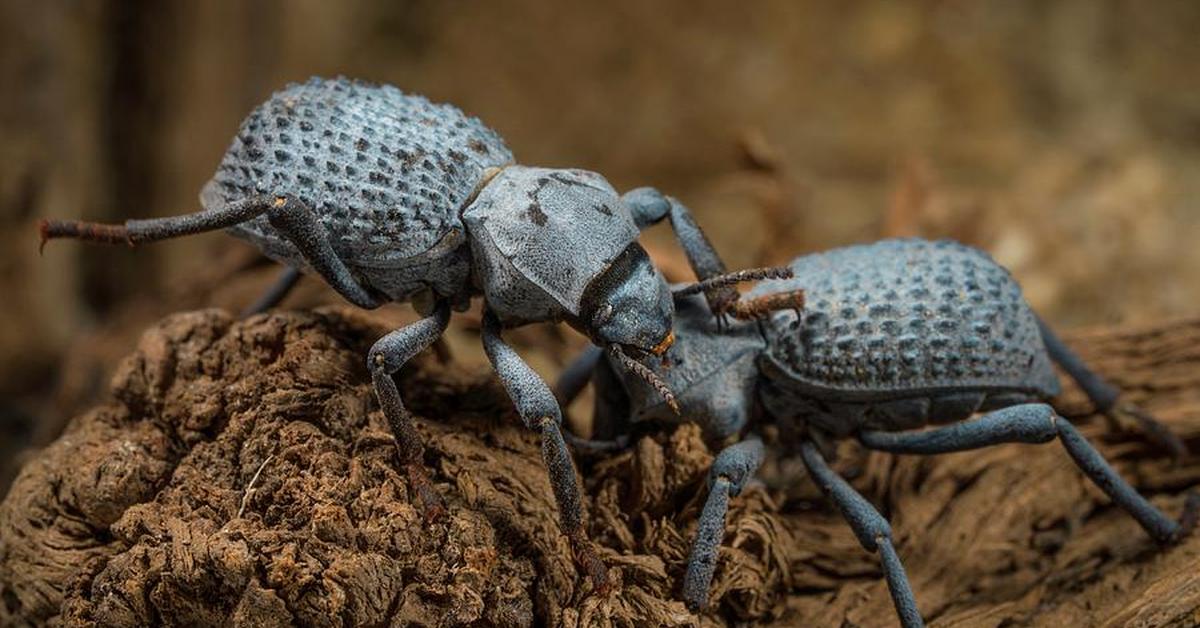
[2,1,1200,487]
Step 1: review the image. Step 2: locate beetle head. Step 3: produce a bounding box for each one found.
[577,241,675,358]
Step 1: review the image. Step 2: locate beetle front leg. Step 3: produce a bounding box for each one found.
[799,440,924,628]
[623,188,739,315]
[1036,315,1187,458]
[624,188,803,325]
[368,302,452,520]
[481,312,609,593]
[682,437,765,612]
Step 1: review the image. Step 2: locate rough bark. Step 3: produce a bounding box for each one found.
[1,309,1197,627]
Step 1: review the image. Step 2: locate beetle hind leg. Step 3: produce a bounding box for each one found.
[241,266,303,317]
[40,195,382,310]
[859,403,1197,544]
[1037,315,1187,458]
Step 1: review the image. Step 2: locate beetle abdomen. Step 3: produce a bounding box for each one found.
[758,375,1044,437]
[206,76,513,269]
[752,239,1060,404]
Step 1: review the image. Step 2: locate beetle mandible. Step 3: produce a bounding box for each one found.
[556,237,1197,625]
[38,76,801,591]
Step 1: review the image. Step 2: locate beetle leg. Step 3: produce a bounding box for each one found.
[481,311,610,594]
[727,289,806,321]
[622,188,740,315]
[263,196,382,309]
[241,266,303,317]
[553,343,638,454]
[1036,314,1187,458]
[799,440,924,628]
[553,344,604,408]
[859,403,1200,545]
[624,188,804,323]
[683,437,765,612]
[40,194,278,247]
[367,302,453,521]
[40,195,383,310]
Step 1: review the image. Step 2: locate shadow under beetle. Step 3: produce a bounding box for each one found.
[557,237,1198,626]
[38,76,801,591]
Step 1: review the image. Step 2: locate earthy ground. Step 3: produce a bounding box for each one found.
[1,306,1197,627]
[3,3,1200,627]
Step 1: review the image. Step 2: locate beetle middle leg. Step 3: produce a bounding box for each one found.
[798,440,924,628]
[1036,315,1187,458]
[481,310,610,593]
[368,301,453,520]
[859,403,1200,545]
[553,345,635,454]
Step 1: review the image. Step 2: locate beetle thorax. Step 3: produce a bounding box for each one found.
[461,166,641,325]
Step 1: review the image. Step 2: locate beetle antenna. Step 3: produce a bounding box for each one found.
[672,265,793,298]
[609,345,680,414]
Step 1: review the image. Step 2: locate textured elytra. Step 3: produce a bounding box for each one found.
[752,239,1060,399]
[205,77,513,268]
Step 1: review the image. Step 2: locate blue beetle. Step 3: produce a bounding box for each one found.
[557,238,1196,626]
[38,76,803,592]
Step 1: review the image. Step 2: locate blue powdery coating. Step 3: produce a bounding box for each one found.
[205,76,513,267]
[752,238,1059,397]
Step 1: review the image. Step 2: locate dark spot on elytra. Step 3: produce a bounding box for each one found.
[525,203,548,226]
[593,203,613,216]
[468,139,490,155]
[400,149,425,170]
[548,171,586,187]
[355,137,369,151]
[448,150,467,164]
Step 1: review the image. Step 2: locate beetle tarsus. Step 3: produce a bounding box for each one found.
[407,462,447,523]
[38,218,132,251]
[1172,492,1200,544]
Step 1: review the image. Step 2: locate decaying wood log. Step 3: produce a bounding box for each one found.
[0,309,1197,626]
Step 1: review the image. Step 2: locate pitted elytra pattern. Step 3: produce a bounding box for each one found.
[208,76,513,266]
[754,239,1058,397]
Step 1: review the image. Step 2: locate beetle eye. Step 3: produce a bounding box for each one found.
[593,303,614,326]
